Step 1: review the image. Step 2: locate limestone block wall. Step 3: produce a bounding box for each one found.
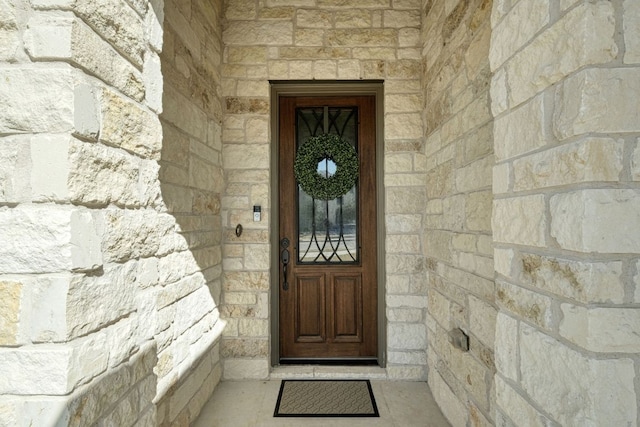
[156,0,225,425]
[220,0,426,380]
[491,1,640,425]
[0,0,224,425]
[420,1,496,426]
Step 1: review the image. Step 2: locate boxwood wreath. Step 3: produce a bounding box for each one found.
[294,133,359,200]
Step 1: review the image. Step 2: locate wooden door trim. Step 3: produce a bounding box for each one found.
[269,81,386,367]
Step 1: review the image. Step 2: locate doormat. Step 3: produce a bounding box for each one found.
[273,379,379,417]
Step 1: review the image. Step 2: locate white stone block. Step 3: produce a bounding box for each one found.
[0,135,31,204]
[429,369,467,427]
[30,134,70,202]
[550,189,640,253]
[30,0,74,6]
[513,137,624,191]
[495,375,553,427]
[490,67,508,115]
[97,209,177,262]
[223,21,293,45]
[492,162,510,195]
[560,0,580,11]
[0,396,71,427]
[554,68,640,139]
[20,275,71,343]
[139,159,163,208]
[25,14,143,100]
[143,51,163,113]
[73,84,100,140]
[163,86,208,141]
[633,138,640,181]
[520,324,637,426]
[465,190,492,232]
[469,295,496,348]
[67,332,109,389]
[0,206,102,274]
[441,264,494,301]
[428,289,451,331]
[69,209,102,271]
[385,214,422,233]
[493,195,546,247]
[0,66,74,134]
[99,88,162,160]
[520,254,625,304]
[24,11,74,58]
[441,97,491,145]
[157,273,204,310]
[493,248,513,277]
[223,144,270,169]
[172,286,215,337]
[388,323,426,350]
[0,280,21,346]
[490,0,549,70]
[146,4,164,52]
[389,308,423,323]
[560,305,640,353]
[0,0,28,62]
[506,1,617,107]
[66,263,137,338]
[104,317,139,368]
[238,319,269,337]
[386,365,426,380]
[245,117,269,144]
[0,332,107,395]
[456,156,493,193]
[387,350,427,366]
[385,113,422,140]
[494,93,545,161]
[623,0,640,64]
[73,0,146,67]
[497,281,553,329]
[495,312,518,382]
[237,80,270,98]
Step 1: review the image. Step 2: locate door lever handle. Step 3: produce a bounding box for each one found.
[280,238,290,291]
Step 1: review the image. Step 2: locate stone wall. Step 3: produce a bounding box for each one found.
[421,1,496,426]
[0,0,224,425]
[491,1,640,425]
[2,0,639,425]
[157,0,225,425]
[220,0,427,380]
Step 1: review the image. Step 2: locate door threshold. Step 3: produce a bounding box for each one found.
[270,364,388,380]
[279,358,378,366]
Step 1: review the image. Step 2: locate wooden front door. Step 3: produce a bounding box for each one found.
[278,95,377,361]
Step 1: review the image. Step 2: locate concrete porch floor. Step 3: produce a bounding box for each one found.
[192,367,451,427]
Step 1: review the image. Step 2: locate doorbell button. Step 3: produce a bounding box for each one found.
[253,205,261,222]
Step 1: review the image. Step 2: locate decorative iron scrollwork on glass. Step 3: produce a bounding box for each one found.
[295,106,359,264]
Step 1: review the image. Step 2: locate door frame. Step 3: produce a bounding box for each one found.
[269,81,386,367]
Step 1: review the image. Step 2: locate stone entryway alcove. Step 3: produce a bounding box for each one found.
[1,0,638,426]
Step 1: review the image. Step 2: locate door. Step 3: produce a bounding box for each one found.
[278,95,377,361]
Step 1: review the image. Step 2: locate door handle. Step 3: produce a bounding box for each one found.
[280,238,290,291]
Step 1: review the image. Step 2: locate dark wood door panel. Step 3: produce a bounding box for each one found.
[279,94,377,360]
[330,273,362,342]
[295,274,325,343]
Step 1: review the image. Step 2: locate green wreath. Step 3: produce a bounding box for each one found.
[294,133,359,200]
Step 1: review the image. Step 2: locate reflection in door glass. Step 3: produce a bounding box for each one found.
[296,106,359,263]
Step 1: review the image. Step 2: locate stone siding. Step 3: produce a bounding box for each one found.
[421,1,496,426]
[491,1,640,426]
[1,0,640,425]
[220,0,426,380]
[157,0,225,425]
[0,0,224,425]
